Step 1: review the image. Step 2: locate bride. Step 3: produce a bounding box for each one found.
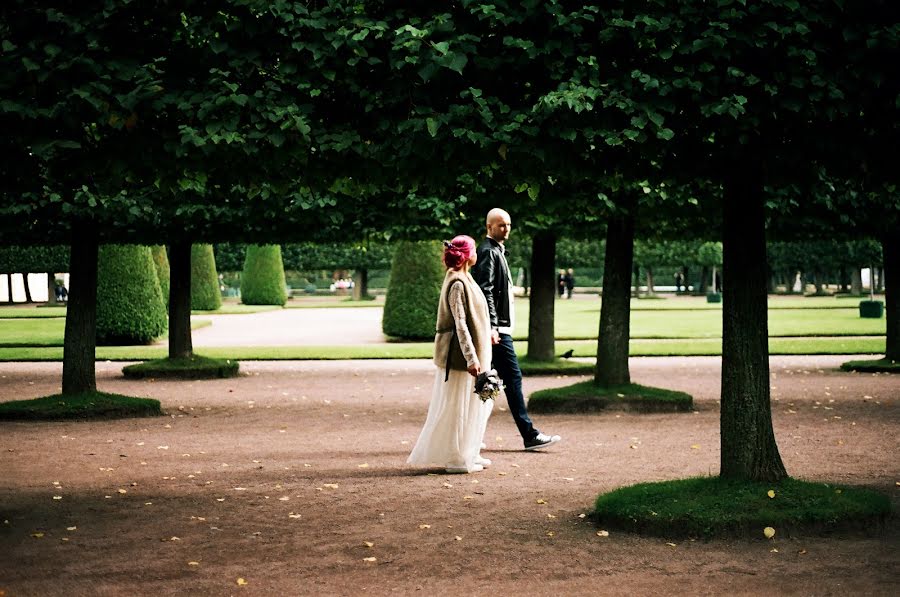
[407,235,494,474]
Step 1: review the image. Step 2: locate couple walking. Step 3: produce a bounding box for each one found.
[407,208,561,474]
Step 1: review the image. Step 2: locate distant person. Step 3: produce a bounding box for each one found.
[55,280,68,302]
[471,208,561,451]
[407,235,493,474]
[565,268,575,299]
[557,269,566,298]
[674,272,683,293]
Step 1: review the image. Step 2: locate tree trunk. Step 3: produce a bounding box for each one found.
[47,272,58,305]
[695,266,709,296]
[62,235,99,394]
[526,231,556,361]
[645,268,655,297]
[352,268,369,300]
[683,266,690,294]
[595,209,634,386]
[851,268,862,295]
[720,165,787,482]
[632,264,640,298]
[21,273,33,303]
[883,234,898,361]
[522,267,529,296]
[876,267,884,293]
[168,241,193,359]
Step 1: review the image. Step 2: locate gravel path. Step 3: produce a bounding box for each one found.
[1,355,897,595]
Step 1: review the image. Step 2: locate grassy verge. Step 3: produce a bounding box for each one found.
[122,354,240,379]
[593,476,890,538]
[518,357,595,376]
[0,391,162,421]
[840,357,900,373]
[0,337,886,362]
[0,319,211,348]
[528,381,692,413]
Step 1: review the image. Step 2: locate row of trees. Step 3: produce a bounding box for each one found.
[1,2,896,484]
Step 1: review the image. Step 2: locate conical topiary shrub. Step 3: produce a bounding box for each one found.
[96,245,168,345]
[241,245,287,306]
[150,245,170,307]
[191,244,222,311]
[382,240,445,340]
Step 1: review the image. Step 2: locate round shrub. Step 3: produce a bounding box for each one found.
[382,240,445,340]
[150,245,170,306]
[191,244,222,310]
[241,245,287,306]
[96,245,167,345]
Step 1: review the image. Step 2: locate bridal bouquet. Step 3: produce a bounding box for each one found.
[474,369,504,402]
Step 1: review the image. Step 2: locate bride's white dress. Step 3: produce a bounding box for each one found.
[407,281,493,472]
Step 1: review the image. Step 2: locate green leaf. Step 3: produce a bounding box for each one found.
[446,52,468,74]
[657,128,675,141]
[425,118,440,137]
[2,40,16,52]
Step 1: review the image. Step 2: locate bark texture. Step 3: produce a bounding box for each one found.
[526,231,556,361]
[883,233,898,361]
[168,242,193,359]
[352,269,369,301]
[62,235,98,394]
[720,166,787,482]
[595,210,634,386]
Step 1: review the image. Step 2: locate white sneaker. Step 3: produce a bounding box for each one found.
[524,433,561,451]
[445,464,484,474]
[475,456,492,467]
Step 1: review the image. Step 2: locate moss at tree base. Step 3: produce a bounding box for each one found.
[122,355,240,379]
[840,357,899,373]
[0,391,162,421]
[593,476,891,538]
[528,381,693,413]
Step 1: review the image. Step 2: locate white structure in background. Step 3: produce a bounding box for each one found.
[0,273,69,302]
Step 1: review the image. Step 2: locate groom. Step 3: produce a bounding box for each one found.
[471,208,561,451]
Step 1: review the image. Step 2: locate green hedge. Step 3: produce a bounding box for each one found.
[151,245,170,306]
[96,245,167,345]
[191,244,221,310]
[382,240,445,340]
[241,245,287,305]
[0,245,70,273]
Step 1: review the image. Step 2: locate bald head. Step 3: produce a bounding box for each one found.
[485,208,512,243]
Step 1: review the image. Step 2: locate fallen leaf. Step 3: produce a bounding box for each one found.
[442,482,453,488]
[323,483,339,489]
[596,530,609,537]
[188,561,199,566]
[31,532,44,538]
[117,489,127,494]
[767,490,776,499]
[363,557,377,562]
[236,578,248,586]
[418,524,431,529]
[52,496,62,500]
[770,548,779,553]
[66,526,77,531]
[690,444,701,450]
[666,542,677,547]
[536,499,547,505]
[546,531,554,537]
[547,514,556,519]
[288,513,302,519]
[763,527,776,539]
[363,541,374,548]
[578,514,587,519]
[357,463,369,468]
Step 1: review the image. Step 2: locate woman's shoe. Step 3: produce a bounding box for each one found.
[474,456,492,467]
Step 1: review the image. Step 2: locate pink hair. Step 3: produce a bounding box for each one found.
[442,235,476,270]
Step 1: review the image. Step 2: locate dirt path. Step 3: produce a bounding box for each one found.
[1,356,897,596]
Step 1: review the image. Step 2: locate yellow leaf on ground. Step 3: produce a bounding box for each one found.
[236,578,248,586]
[546,531,554,537]
[364,541,374,548]
[358,463,369,468]
[188,561,199,566]
[767,490,776,498]
[418,524,431,529]
[363,557,377,562]
[323,483,339,489]
[764,527,776,539]
[690,445,701,450]
[666,542,677,547]
[596,530,609,537]
[31,532,44,538]
[536,499,547,504]
[288,513,302,519]
[455,536,462,541]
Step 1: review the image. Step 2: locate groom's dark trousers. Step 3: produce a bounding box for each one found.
[492,333,537,442]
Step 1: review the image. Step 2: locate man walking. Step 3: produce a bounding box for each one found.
[472,208,561,450]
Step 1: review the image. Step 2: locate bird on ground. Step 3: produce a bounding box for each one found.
[560,349,574,359]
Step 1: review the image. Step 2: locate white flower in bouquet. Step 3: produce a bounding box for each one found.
[474,369,504,402]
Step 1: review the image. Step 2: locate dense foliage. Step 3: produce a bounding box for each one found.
[150,246,169,306]
[382,241,445,340]
[240,245,287,306]
[95,245,167,345]
[190,244,221,310]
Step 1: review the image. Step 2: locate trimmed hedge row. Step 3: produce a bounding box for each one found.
[382,240,445,340]
[96,245,167,345]
[191,244,222,310]
[241,245,287,305]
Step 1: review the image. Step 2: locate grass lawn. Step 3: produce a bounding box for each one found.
[511,301,885,339]
[0,391,163,421]
[0,318,212,347]
[593,476,890,538]
[0,337,885,362]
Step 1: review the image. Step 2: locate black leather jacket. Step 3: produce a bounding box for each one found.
[471,237,511,329]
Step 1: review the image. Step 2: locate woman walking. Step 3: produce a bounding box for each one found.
[408,236,493,473]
